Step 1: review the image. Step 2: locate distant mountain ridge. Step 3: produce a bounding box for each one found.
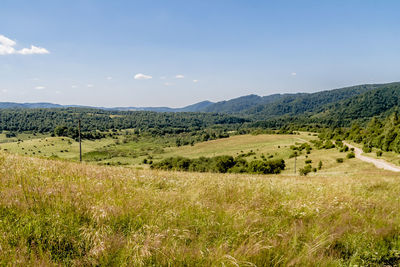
[0,100,214,112]
[1,82,399,123]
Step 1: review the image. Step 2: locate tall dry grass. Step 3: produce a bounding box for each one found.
[1,152,400,266]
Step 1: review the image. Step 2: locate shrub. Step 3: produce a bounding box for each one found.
[152,156,285,174]
[212,156,236,173]
[299,164,312,176]
[5,132,16,138]
[335,140,343,147]
[318,160,323,170]
[323,140,335,149]
[346,152,355,159]
[305,159,312,164]
[247,159,286,174]
[376,151,383,157]
[362,145,372,153]
[336,158,344,163]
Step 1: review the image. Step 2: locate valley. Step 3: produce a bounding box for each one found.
[1,82,400,265]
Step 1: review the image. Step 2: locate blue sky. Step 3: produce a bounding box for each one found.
[1,0,400,107]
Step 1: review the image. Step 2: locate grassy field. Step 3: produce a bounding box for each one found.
[0,136,115,160]
[1,150,400,265]
[0,132,368,177]
[0,132,319,167]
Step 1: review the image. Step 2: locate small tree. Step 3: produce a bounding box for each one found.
[299,164,312,176]
[346,152,355,159]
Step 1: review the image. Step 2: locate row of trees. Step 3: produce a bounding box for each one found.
[151,155,286,174]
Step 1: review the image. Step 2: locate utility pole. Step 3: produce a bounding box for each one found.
[78,119,82,162]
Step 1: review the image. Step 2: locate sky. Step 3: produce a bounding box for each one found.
[1,0,400,107]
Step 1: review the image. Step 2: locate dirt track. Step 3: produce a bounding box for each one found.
[343,142,400,172]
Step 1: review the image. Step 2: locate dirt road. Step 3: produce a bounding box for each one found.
[343,142,400,172]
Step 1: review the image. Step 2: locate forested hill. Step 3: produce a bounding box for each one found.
[0,83,395,119]
[1,82,400,132]
[201,94,294,113]
[203,84,383,118]
[0,102,64,109]
[0,101,214,112]
[0,108,248,134]
[316,83,400,123]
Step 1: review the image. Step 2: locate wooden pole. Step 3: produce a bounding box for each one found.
[78,119,82,162]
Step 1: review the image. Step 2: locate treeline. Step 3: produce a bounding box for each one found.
[151,155,285,174]
[0,108,248,134]
[53,125,105,140]
[319,112,400,153]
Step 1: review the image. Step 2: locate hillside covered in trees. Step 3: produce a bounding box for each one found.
[0,108,248,134]
[1,82,400,137]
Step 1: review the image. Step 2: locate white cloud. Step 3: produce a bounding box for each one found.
[71,85,77,88]
[0,35,16,55]
[193,79,199,83]
[0,35,49,55]
[106,76,112,80]
[160,76,167,80]
[164,82,174,86]
[134,73,152,80]
[18,45,49,55]
[291,72,297,76]
[87,84,94,88]
[175,74,184,79]
[1,89,8,93]
[35,86,45,90]
[0,35,16,47]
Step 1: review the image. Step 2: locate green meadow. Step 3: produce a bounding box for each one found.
[1,148,400,265]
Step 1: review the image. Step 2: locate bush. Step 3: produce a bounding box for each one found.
[299,164,312,176]
[376,151,383,157]
[318,160,323,170]
[362,145,372,153]
[248,159,285,174]
[323,140,335,149]
[346,152,355,159]
[336,158,344,163]
[305,159,312,164]
[335,140,343,147]
[152,156,285,174]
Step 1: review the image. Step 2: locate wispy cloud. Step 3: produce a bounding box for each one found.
[193,79,199,83]
[0,35,49,55]
[164,82,174,86]
[106,76,112,80]
[175,74,184,79]
[134,73,152,80]
[1,89,8,93]
[291,72,297,76]
[35,86,45,90]
[71,85,77,88]
[87,84,94,88]
[18,45,49,55]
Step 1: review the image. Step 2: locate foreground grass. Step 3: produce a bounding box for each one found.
[1,152,400,266]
